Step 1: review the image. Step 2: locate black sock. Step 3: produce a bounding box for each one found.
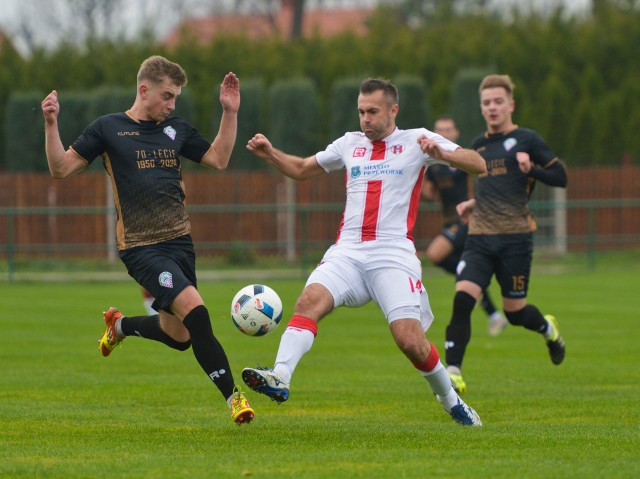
[480,290,498,316]
[183,305,235,400]
[121,314,191,351]
[445,291,476,368]
[505,304,548,333]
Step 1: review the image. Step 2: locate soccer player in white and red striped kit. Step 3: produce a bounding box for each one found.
[242,78,486,425]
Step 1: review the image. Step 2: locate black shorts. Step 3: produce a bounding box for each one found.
[456,233,533,299]
[119,235,197,313]
[442,219,469,257]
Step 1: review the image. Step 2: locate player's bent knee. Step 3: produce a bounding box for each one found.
[294,283,334,318]
[174,341,192,351]
[505,308,526,326]
[397,336,427,362]
[389,315,428,360]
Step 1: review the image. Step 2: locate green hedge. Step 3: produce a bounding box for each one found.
[2,1,639,167]
[449,68,493,148]
[4,91,46,172]
[268,78,322,157]
[223,78,266,171]
[328,77,360,139]
[395,74,431,131]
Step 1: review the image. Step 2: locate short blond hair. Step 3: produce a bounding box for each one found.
[137,55,187,87]
[479,74,515,97]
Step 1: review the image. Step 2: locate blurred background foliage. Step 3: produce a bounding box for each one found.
[1,0,638,170]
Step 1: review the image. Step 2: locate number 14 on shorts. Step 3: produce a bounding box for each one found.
[408,277,424,293]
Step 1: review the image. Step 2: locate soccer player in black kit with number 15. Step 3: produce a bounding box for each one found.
[444,74,568,394]
[41,55,254,425]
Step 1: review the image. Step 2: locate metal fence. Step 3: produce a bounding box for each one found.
[2,196,639,282]
[1,167,639,281]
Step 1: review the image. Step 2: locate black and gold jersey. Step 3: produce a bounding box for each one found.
[470,127,558,235]
[425,164,469,227]
[71,112,211,250]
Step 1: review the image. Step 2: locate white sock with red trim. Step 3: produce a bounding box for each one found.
[272,315,318,384]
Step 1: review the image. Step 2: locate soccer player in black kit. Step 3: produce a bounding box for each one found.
[444,75,568,394]
[422,115,506,337]
[41,55,254,425]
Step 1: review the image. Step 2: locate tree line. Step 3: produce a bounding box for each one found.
[1,0,638,170]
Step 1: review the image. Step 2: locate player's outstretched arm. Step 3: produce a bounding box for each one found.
[418,135,486,175]
[529,158,568,187]
[42,90,87,179]
[447,148,487,175]
[246,133,325,181]
[201,72,240,170]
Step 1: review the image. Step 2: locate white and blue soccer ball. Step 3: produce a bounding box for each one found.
[230,284,283,336]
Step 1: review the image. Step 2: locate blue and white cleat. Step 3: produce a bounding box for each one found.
[449,398,483,427]
[242,367,290,403]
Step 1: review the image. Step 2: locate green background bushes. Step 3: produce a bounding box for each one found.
[2,1,638,169]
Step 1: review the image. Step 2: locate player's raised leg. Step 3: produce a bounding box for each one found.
[503,304,565,365]
[243,314,318,402]
[244,282,332,403]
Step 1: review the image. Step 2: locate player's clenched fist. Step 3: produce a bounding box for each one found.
[246,133,274,158]
[41,90,60,124]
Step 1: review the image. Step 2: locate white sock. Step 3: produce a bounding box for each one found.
[447,365,462,376]
[115,317,124,338]
[436,389,461,413]
[422,361,452,397]
[421,362,460,412]
[272,327,315,384]
[543,319,555,339]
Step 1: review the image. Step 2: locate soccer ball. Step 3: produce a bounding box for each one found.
[230,284,283,336]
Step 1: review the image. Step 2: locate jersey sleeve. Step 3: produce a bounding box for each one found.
[71,118,105,164]
[315,134,348,172]
[428,130,460,152]
[528,130,558,167]
[422,129,459,167]
[176,121,212,163]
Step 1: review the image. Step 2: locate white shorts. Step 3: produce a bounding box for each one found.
[306,240,435,332]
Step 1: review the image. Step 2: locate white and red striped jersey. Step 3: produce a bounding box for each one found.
[315,127,458,245]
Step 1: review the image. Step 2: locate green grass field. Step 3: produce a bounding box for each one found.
[1,264,638,478]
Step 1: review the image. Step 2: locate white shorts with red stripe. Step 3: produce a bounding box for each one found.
[305,239,435,331]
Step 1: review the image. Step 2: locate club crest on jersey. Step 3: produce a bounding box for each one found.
[353,147,366,157]
[163,126,177,140]
[350,166,362,178]
[159,271,174,288]
[503,138,517,151]
[392,144,404,154]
